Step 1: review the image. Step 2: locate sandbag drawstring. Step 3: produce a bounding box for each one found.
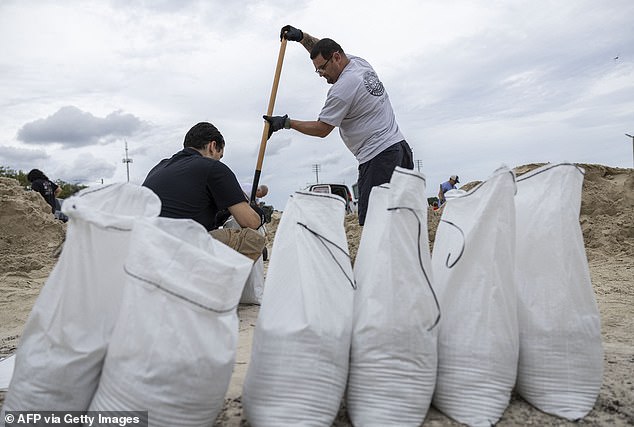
[296,222,357,290]
[439,219,466,269]
[388,207,441,331]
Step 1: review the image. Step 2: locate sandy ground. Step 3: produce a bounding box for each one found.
[1,164,632,426]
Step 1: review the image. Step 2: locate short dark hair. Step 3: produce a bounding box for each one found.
[183,122,225,150]
[310,38,344,60]
[27,168,48,182]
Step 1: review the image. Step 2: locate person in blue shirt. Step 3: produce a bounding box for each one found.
[438,175,460,206]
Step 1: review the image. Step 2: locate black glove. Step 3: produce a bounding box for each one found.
[251,203,266,228]
[263,114,290,139]
[280,25,303,42]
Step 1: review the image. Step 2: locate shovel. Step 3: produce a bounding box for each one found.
[250,37,288,203]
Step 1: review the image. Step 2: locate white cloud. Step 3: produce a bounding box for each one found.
[17,106,147,147]
[0,146,50,171]
[54,152,118,184]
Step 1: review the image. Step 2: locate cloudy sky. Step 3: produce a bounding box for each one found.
[1,0,632,209]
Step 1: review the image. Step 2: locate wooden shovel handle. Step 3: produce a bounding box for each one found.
[251,38,288,203]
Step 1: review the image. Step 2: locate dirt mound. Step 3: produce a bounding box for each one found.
[577,164,633,261]
[0,177,66,274]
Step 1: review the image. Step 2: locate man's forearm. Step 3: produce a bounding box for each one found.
[289,119,333,138]
[300,32,320,53]
[229,201,261,229]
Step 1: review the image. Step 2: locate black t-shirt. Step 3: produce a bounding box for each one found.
[142,148,247,231]
[31,178,58,214]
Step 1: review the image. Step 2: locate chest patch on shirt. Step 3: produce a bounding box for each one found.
[363,70,385,96]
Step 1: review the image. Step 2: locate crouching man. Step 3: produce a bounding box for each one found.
[142,122,265,260]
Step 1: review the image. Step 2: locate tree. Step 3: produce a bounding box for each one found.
[55,180,87,198]
[0,166,28,187]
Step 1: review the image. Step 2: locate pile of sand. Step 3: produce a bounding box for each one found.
[0,178,66,274]
[577,164,634,262]
[0,177,66,355]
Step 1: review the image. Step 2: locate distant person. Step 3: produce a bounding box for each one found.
[240,183,273,226]
[142,122,266,260]
[241,184,269,205]
[27,169,61,215]
[438,175,460,206]
[263,25,413,226]
[215,183,271,227]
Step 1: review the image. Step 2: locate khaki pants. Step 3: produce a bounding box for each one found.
[209,228,266,261]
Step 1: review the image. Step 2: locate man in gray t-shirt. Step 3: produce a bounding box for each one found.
[264,25,414,225]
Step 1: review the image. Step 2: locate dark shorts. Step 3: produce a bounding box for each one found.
[357,140,414,225]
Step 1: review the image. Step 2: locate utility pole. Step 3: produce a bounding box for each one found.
[122,139,133,182]
[415,159,423,172]
[626,134,634,168]
[312,164,321,183]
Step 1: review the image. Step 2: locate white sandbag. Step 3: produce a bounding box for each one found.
[240,256,265,304]
[0,355,15,392]
[347,167,439,426]
[444,188,467,201]
[88,217,252,426]
[243,191,355,426]
[2,183,160,413]
[515,163,603,420]
[431,167,519,427]
[223,216,266,305]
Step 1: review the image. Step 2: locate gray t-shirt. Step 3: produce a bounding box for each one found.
[318,55,405,164]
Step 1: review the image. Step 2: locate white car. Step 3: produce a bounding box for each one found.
[306,183,357,214]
